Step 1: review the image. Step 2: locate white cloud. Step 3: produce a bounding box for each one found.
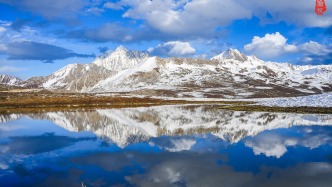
[121,0,251,36]
[0,26,6,34]
[86,7,104,15]
[110,0,332,40]
[148,41,196,57]
[0,66,26,73]
[244,32,297,58]
[299,41,329,55]
[104,2,123,10]
[244,32,330,60]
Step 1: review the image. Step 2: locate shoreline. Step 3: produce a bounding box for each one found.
[0,92,331,114]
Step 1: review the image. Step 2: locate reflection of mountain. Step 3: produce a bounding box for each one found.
[3,105,332,147]
[0,114,22,123]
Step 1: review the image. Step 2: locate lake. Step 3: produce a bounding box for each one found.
[1,105,332,187]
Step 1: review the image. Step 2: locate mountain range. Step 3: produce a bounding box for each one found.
[1,46,332,98]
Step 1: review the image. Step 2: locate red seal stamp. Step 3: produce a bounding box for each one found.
[315,0,327,15]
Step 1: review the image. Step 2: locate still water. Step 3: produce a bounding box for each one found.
[0,105,332,187]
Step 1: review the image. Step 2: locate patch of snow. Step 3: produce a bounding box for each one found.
[301,68,319,75]
[259,93,332,107]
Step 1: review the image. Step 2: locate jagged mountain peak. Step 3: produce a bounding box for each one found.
[93,46,149,71]
[212,48,248,62]
[114,45,128,52]
[0,74,24,86]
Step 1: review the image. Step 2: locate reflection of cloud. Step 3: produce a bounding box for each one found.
[0,162,9,170]
[256,163,332,187]
[1,133,95,155]
[126,153,251,187]
[127,153,332,187]
[245,133,297,158]
[245,126,332,158]
[0,145,9,153]
[1,147,332,186]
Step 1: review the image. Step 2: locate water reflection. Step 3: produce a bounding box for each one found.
[2,105,332,147]
[0,105,332,186]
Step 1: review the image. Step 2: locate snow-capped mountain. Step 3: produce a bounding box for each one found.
[1,46,331,98]
[212,48,248,62]
[0,113,22,123]
[211,49,332,94]
[0,75,24,86]
[7,105,332,147]
[92,45,149,71]
[90,48,332,98]
[42,63,113,91]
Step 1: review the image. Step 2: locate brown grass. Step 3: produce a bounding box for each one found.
[1,92,331,114]
[0,92,251,114]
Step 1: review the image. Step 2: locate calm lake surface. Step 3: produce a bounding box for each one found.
[1,105,332,187]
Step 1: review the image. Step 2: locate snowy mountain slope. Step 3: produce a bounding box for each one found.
[42,63,114,91]
[211,49,332,94]
[0,75,24,86]
[259,92,332,107]
[212,48,248,62]
[15,105,332,147]
[92,45,149,71]
[90,49,332,98]
[0,114,22,123]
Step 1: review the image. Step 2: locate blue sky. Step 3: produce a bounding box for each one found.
[0,0,332,79]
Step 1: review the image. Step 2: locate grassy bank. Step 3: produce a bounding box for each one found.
[0,92,331,114]
[0,92,251,114]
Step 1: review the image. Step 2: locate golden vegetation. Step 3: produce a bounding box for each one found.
[0,91,331,114]
[0,92,251,114]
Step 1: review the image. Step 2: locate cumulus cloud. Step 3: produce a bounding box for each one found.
[96,0,332,41]
[148,41,196,57]
[0,41,95,63]
[121,0,251,36]
[298,41,329,55]
[244,32,297,58]
[244,32,332,64]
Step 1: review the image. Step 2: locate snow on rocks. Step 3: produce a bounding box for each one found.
[259,93,332,107]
